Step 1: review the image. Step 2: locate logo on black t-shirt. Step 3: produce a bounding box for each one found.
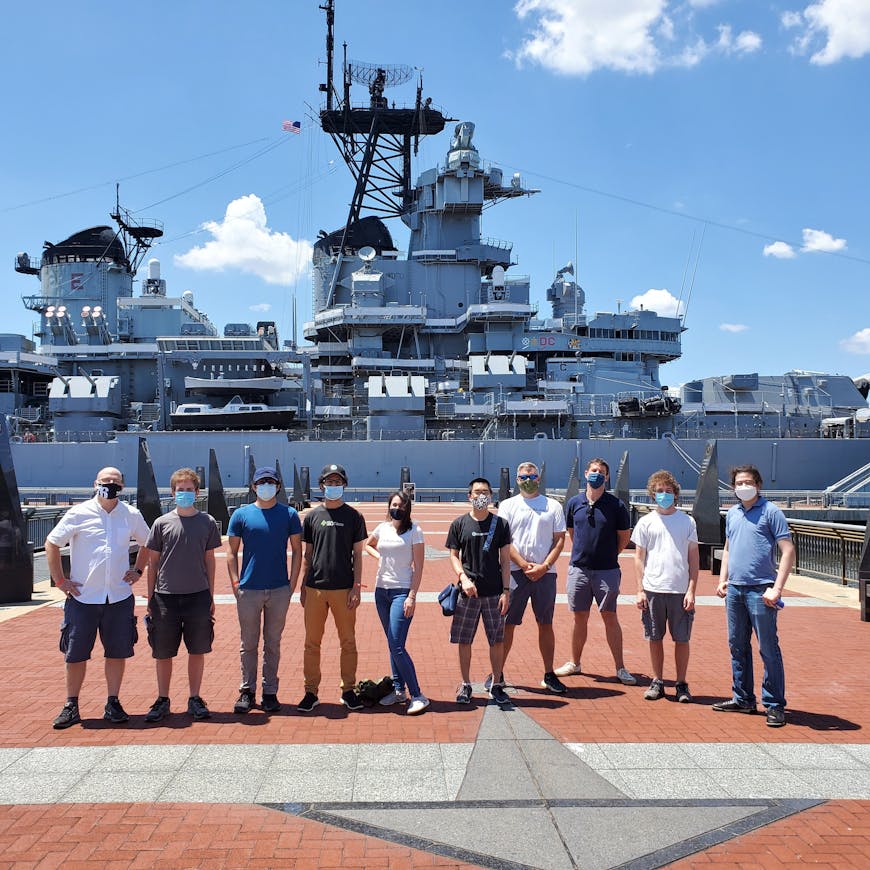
[319,520,345,527]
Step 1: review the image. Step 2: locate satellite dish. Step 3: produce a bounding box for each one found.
[359,246,376,262]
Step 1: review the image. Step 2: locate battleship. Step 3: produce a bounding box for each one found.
[3,0,869,494]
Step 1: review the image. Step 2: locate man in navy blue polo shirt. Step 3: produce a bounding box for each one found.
[713,465,794,727]
[556,458,637,685]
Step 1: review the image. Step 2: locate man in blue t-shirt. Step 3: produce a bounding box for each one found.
[227,465,302,714]
[556,458,637,686]
[714,465,794,727]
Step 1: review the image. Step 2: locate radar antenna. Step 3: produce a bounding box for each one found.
[318,0,451,224]
[110,185,164,274]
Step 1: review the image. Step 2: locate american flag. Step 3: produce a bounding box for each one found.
[282,120,301,134]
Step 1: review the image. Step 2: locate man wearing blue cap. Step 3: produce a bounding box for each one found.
[227,465,302,714]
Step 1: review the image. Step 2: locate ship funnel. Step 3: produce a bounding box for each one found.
[148,258,161,280]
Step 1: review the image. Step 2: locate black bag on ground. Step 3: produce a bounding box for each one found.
[356,676,394,706]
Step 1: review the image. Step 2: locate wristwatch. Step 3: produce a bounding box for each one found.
[134,568,143,575]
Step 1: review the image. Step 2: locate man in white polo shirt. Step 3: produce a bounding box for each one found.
[45,466,150,729]
[497,461,567,694]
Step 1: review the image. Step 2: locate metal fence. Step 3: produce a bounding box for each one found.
[788,519,866,586]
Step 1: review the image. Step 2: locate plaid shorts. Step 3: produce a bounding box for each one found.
[449,593,505,646]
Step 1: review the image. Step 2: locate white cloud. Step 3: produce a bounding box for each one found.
[841,328,870,354]
[785,1,870,64]
[720,323,749,333]
[630,288,683,316]
[763,241,796,258]
[510,0,763,74]
[801,227,846,253]
[174,194,312,285]
[249,303,272,312]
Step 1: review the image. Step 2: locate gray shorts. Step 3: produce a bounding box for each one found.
[59,594,138,663]
[505,569,557,626]
[147,590,214,658]
[450,594,505,646]
[641,591,694,643]
[567,566,622,613]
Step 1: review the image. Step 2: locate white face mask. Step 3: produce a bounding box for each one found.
[734,484,758,502]
[471,494,490,510]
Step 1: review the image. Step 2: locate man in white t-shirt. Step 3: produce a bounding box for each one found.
[632,470,699,703]
[497,461,567,694]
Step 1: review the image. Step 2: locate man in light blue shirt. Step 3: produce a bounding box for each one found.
[713,464,794,727]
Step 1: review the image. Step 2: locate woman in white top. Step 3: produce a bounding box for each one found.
[365,491,428,715]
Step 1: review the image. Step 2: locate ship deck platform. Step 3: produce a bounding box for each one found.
[0,501,867,869]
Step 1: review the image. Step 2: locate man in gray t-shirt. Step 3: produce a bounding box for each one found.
[143,468,222,722]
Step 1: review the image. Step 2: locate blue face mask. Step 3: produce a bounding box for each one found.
[255,483,278,501]
[586,472,606,489]
[655,491,675,509]
[323,484,344,501]
[175,491,196,509]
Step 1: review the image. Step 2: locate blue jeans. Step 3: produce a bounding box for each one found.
[726,583,786,710]
[374,587,421,697]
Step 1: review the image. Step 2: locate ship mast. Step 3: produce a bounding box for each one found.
[318,0,450,227]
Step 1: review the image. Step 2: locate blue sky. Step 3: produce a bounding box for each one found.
[2,0,868,387]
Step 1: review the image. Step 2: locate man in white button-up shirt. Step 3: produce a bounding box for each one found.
[45,467,150,729]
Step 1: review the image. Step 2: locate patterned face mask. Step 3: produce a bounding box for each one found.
[471,494,490,510]
[96,482,123,500]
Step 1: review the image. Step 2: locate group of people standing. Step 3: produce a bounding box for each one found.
[47,455,795,730]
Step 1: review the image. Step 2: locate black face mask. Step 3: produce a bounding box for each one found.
[96,482,123,500]
[389,508,405,521]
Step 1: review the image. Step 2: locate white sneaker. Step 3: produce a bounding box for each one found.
[554,660,582,677]
[379,689,408,706]
[407,695,430,716]
[616,668,637,685]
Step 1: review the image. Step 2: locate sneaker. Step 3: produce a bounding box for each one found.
[52,701,80,730]
[456,683,473,704]
[616,668,637,686]
[261,693,281,713]
[712,699,757,714]
[554,660,582,677]
[489,683,511,708]
[541,672,568,694]
[483,672,504,692]
[341,690,364,711]
[379,689,408,707]
[103,696,129,724]
[145,697,171,723]
[297,691,319,713]
[407,695,430,716]
[644,679,666,701]
[187,696,211,720]
[766,707,786,728]
[234,689,255,714]
[675,682,693,704]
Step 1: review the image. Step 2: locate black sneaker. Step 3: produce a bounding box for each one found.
[341,690,364,711]
[52,701,80,730]
[489,683,511,708]
[675,682,692,704]
[456,683,473,704]
[644,680,666,701]
[483,672,504,692]
[145,697,171,723]
[766,707,786,728]
[234,689,255,714]
[187,696,211,720]
[261,693,281,713]
[541,672,568,694]
[297,691,319,713]
[103,696,129,724]
[712,699,756,714]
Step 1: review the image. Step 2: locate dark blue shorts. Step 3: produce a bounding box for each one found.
[59,595,138,663]
[147,590,214,658]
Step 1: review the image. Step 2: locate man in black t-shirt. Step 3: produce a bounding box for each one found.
[446,478,512,707]
[297,463,368,713]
